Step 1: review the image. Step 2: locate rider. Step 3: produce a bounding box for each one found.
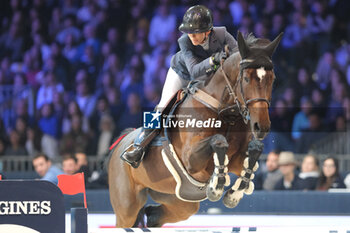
[122,5,238,168]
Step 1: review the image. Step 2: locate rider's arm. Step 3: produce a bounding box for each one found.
[224,30,238,54]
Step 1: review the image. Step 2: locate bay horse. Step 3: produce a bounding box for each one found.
[108,31,283,227]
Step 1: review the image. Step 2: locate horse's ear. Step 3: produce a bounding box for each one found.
[265,32,283,57]
[237,31,250,59]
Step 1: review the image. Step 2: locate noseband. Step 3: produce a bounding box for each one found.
[220,58,271,124]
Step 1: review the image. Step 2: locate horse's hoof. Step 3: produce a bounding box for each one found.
[223,190,243,208]
[145,205,162,227]
[206,187,223,202]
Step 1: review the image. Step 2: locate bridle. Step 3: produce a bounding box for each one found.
[189,56,272,125]
[219,58,271,124]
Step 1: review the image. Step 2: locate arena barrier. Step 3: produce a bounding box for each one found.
[89,226,350,233]
[0,180,87,233]
[1,180,349,233]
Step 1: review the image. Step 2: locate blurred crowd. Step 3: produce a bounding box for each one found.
[0,0,350,165]
[253,150,350,191]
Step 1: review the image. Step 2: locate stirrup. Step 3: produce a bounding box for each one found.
[120,144,146,168]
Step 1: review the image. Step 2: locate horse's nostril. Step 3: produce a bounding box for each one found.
[254,122,260,132]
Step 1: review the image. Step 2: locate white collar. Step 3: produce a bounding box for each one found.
[299,171,319,179]
[200,37,209,50]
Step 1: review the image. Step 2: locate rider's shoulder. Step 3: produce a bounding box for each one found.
[211,26,229,38]
[178,34,192,49]
[212,26,228,33]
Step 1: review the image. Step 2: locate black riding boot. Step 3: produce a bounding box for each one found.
[121,127,154,168]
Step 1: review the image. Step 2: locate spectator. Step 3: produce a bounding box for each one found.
[315,52,335,90]
[270,13,285,40]
[56,15,81,45]
[0,21,24,61]
[106,28,124,58]
[12,73,34,115]
[62,100,90,134]
[49,42,71,90]
[274,151,303,190]
[102,53,123,87]
[296,111,328,153]
[89,96,110,134]
[148,4,176,48]
[281,12,309,68]
[294,68,317,98]
[106,87,124,123]
[32,153,63,185]
[317,157,345,190]
[229,0,247,27]
[25,127,42,157]
[77,23,101,58]
[306,1,334,57]
[60,114,92,154]
[14,116,28,145]
[342,97,350,122]
[75,152,91,179]
[62,154,79,175]
[37,103,61,159]
[298,154,320,190]
[31,33,50,62]
[52,91,65,121]
[75,79,96,118]
[36,71,64,110]
[291,96,312,140]
[269,99,295,151]
[120,55,145,104]
[4,130,27,156]
[0,137,6,156]
[117,92,143,133]
[22,47,42,89]
[11,98,35,131]
[96,114,116,159]
[95,71,114,99]
[255,150,283,191]
[38,103,60,139]
[62,32,79,64]
[78,44,99,83]
[344,173,350,189]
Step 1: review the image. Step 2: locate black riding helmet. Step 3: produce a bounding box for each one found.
[178,5,213,34]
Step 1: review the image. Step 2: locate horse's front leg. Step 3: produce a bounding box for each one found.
[223,139,263,208]
[186,134,230,202]
[206,134,231,201]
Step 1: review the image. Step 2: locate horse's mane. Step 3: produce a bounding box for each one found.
[245,33,271,47]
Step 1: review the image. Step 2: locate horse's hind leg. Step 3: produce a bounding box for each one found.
[146,190,199,227]
[109,151,147,227]
[223,139,263,208]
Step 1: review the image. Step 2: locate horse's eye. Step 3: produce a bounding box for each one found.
[244,77,249,82]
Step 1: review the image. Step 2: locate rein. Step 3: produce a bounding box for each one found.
[191,56,271,125]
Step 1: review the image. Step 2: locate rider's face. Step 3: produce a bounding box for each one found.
[188,31,210,46]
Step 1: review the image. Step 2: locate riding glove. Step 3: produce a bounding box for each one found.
[211,50,227,66]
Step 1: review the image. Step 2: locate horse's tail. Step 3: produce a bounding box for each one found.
[104,128,136,171]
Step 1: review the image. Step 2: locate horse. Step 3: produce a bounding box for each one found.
[108,31,283,227]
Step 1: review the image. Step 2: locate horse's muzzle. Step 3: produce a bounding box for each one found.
[252,122,270,140]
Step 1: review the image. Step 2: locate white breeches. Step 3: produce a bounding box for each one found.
[158,68,189,109]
